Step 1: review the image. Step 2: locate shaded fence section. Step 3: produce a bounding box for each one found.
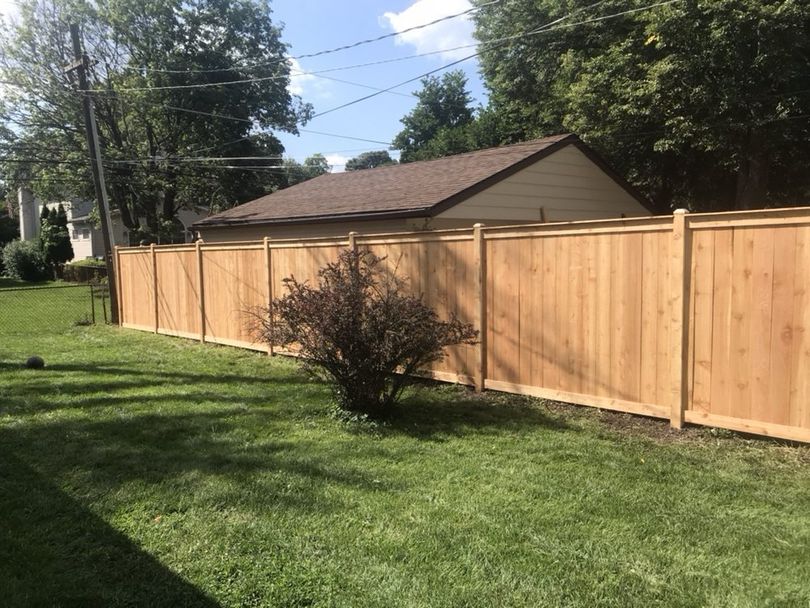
[115,208,810,443]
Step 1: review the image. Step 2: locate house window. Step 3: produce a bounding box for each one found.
[72,230,78,239]
[81,228,90,240]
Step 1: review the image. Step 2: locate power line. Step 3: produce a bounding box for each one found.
[311,53,478,119]
[121,0,502,75]
[305,72,414,98]
[82,0,677,96]
[310,0,673,119]
[90,95,396,145]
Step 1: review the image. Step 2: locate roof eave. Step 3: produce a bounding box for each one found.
[193,207,432,230]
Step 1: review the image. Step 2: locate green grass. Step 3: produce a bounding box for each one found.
[0,290,808,606]
[0,278,109,331]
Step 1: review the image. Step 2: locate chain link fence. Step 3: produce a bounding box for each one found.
[0,282,112,337]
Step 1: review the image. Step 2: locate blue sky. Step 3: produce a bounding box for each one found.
[0,0,488,170]
[271,0,487,170]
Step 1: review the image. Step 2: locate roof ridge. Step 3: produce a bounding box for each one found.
[319,133,577,179]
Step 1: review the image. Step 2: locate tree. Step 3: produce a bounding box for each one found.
[282,153,330,187]
[1,239,48,281]
[251,249,477,417]
[0,0,312,240]
[345,150,397,171]
[39,203,73,273]
[0,211,20,276]
[392,70,475,163]
[472,0,810,211]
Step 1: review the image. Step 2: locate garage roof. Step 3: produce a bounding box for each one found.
[194,133,649,228]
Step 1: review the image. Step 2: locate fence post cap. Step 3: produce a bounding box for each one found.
[473,222,485,228]
[673,208,689,215]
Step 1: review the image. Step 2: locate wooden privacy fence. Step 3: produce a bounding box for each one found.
[115,207,810,443]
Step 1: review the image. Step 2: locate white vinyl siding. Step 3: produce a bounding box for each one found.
[437,145,649,223]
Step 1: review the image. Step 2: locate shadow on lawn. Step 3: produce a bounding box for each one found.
[371,383,572,440]
[0,359,319,416]
[0,448,221,607]
[1,408,395,500]
[0,359,295,386]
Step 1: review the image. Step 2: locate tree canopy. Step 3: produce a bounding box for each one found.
[472,0,810,211]
[392,70,475,163]
[0,0,311,241]
[345,150,397,171]
[283,153,330,187]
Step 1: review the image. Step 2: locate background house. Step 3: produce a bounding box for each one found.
[194,134,654,242]
[17,187,205,259]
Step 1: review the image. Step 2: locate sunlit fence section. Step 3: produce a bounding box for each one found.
[116,207,810,443]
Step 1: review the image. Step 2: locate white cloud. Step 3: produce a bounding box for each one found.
[287,57,333,100]
[381,0,476,61]
[287,57,316,97]
[325,154,349,173]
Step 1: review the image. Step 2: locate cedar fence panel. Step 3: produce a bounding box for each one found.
[358,233,478,384]
[115,208,810,443]
[202,244,267,350]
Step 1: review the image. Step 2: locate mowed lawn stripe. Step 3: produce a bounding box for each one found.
[0,311,808,606]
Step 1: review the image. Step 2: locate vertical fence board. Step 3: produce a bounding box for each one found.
[729,228,754,421]
[749,229,775,423]
[640,232,659,405]
[767,228,796,425]
[789,227,810,428]
[710,229,733,417]
[541,236,559,390]
[595,234,612,398]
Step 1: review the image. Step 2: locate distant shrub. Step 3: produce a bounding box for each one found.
[1,239,48,281]
[0,214,20,275]
[251,248,477,417]
[63,258,107,283]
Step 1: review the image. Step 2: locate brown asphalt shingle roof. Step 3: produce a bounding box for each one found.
[194,133,581,228]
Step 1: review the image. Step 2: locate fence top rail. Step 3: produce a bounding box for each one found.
[154,246,197,253]
[115,205,810,254]
[686,205,810,227]
[357,234,474,245]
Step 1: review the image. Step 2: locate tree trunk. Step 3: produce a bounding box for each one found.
[735,129,769,210]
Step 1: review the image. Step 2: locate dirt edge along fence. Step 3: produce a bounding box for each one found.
[115,207,810,444]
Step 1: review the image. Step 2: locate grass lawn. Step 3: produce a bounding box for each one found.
[1,290,809,606]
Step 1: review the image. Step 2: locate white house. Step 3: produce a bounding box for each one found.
[17,187,206,259]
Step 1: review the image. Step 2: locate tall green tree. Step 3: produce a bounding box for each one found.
[345,150,397,171]
[39,203,73,272]
[0,0,311,239]
[392,70,475,163]
[283,153,330,187]
[473,0,810,211]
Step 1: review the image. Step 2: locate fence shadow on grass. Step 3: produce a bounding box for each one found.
[372,383,573,441]
[0,447,221,608]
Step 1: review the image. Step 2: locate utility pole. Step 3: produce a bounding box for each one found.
[66,23,119,324]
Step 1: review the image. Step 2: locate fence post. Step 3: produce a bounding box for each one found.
[89,283,96,324]
[670,209,690,429]
[474,223,487,393]
[113,246,123,325]
[348,231,358,251]
[196,240,206,344]
[264,236,274,356]
[151,243,159,334]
